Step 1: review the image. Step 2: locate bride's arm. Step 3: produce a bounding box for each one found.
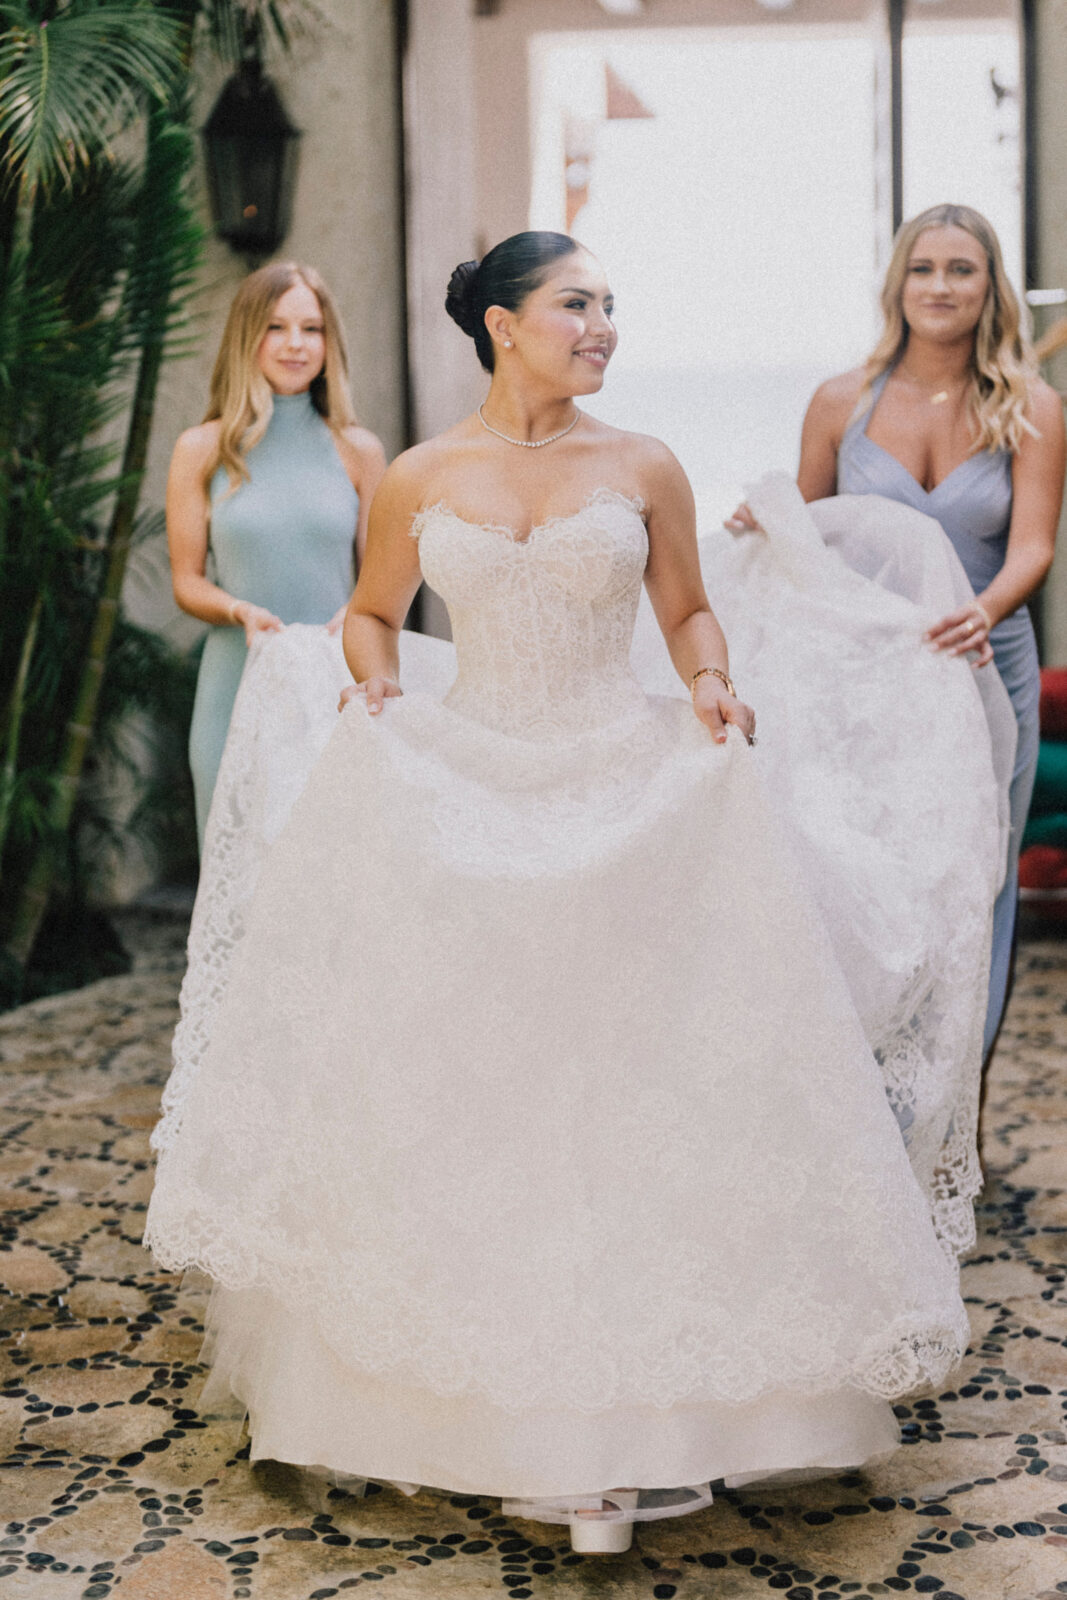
[640,441,756,745]
[340,455,426,714]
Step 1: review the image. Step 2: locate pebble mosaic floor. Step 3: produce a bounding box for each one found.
[0,911,1065,1600]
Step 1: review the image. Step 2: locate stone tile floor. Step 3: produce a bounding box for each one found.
[0,910,1065,1600]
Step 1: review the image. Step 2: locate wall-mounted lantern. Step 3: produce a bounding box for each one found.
[202,58,301,262]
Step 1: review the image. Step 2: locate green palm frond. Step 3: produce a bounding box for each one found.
[0,1,182,195]
[29,153,139,323]
[198,0,320,65]
[3,0,320,971]
[118,101,203,358]
[2,165,135,411]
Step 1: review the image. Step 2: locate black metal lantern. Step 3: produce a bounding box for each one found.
[202,59,301,261]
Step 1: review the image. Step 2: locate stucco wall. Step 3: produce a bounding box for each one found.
[123,0,406,647]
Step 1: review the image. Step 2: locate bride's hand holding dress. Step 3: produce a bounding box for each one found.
[339,677,402,715]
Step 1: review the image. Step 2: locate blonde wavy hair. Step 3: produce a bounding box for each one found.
[861,203,1037,455]
[205,262,357,488]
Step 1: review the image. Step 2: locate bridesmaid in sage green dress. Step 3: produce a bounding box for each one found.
[167,262,386,847]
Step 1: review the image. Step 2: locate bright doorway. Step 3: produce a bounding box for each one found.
[526,8,1022,523]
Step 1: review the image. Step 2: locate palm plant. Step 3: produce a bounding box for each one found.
[1,0,313,993]
[2,105,205,968]
[0,4,178,877]
[0,155,135,846]
[0,1,180,474]
[0,3,196,983]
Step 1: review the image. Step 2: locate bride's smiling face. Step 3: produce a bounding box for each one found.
[497,250,617,393]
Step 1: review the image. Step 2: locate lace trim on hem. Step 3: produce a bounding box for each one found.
[143,1225,966,1416]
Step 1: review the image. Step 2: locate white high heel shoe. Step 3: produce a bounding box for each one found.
[568,1489,639,1554]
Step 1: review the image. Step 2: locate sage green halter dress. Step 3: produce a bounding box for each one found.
[189,392,358,847]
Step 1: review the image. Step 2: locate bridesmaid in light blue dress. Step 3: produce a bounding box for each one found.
[166,262,385,847]
[790,205,1065,1056]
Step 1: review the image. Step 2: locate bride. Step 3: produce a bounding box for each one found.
[146,231,981,1555]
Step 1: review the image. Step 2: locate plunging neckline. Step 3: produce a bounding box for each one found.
[860,430,984,499]
[861,375,984,497]
[418,487,646,547]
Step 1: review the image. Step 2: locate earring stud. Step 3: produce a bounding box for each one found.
[504,339,513,348]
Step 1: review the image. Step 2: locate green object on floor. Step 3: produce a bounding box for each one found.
[1021,810,1067,851]
[1022,739,1067,849]
[1028,739,1067,817]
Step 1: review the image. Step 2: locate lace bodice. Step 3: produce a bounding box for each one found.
[412,488,648,737]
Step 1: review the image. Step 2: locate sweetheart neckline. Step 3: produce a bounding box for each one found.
[415,486,646,547]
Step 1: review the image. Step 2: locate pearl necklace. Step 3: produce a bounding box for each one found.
[477,403,582,448]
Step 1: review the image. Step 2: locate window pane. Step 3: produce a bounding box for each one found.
[529,20,880,521]
[902,3,1022,285]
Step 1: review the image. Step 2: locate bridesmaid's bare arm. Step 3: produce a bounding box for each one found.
[340,449,428,712]
[797,370,866,503]
[726,369,862,530]
[980,381,1066,626]
[337,424,389,568]
[166,422,284,644]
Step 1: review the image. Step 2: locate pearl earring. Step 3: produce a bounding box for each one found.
[504,339,513,348]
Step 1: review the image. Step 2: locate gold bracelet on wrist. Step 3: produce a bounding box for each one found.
[690,665,735,698]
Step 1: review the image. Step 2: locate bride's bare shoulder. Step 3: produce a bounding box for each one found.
[381,434,459,491]
[371,425,484,522]
[581,423,694,522]
[605,426,691,500]
[589,419,683,475]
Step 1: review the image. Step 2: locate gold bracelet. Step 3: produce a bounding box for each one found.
[690,665,735,698]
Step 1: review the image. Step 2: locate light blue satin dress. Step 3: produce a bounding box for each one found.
[837,369,1039,1056]
[189,391,358,847]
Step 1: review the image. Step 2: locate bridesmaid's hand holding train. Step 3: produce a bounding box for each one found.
[230,599,284,648]
[724,502,760,534]
[924,601,994,668]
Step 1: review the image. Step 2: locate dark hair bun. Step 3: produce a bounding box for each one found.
[445,234,577,373]
[445,260,482,338]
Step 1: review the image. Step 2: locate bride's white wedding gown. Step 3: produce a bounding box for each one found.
[146,477,1005,1524]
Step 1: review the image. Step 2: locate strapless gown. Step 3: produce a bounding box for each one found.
[146,482,991,1525]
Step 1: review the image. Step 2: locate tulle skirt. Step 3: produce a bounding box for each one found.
[200,1284,900,1523]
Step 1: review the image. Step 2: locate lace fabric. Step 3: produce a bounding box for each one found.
[632,475,1006,1259]
[145,480,982,1420]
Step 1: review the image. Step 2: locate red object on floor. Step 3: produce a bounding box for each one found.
[1019,844,1067,918]
[1019,844,1067,890]
[1039,668,1067,739]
